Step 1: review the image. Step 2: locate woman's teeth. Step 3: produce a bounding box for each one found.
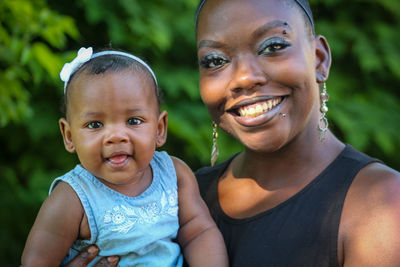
[237,98,282,118]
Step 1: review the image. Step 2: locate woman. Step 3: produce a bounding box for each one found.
[66,0,400,266]
[194,0,400,266]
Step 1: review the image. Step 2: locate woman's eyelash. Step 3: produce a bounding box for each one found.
[258,37,290,55]
[199,53,229,69]
[199,38,288,69]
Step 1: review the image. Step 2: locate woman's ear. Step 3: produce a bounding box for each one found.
[59,118,76,153]
[315,35,332,83]
[156,110,168,148]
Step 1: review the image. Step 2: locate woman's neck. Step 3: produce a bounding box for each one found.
[232,131,344,189]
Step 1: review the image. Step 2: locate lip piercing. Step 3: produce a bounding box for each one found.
[279,113,287,118]
[282,30,287,34]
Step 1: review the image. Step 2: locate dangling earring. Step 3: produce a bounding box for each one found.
[211,122,219,166]
[318,83,329,141]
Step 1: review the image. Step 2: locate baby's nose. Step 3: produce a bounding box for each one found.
[104,126,129,145]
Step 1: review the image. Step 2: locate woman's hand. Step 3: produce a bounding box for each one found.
[64,246,119,267]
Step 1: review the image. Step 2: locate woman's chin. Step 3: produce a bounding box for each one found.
[233,129,290,154]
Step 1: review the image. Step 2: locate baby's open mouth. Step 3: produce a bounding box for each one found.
[230,96,284,118]
[105,152,132,168]
[107,154,129,165]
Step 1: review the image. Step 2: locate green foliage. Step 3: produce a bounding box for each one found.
[1,0,400,266]
[0,0,79,265]
[0,0,78,126]
[311,0,400,167]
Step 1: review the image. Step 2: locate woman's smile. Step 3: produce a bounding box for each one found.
[227,96,286,127]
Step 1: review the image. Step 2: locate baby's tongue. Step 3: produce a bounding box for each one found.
[108,155,128,164]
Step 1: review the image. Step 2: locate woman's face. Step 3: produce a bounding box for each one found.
[196,0,330,152]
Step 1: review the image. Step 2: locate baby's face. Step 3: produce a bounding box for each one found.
[63,69,163,186]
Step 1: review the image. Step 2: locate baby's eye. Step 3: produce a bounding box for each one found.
[258,37,290,55]
[87,121,103,129]
[199,53,229,69]
[127,118,143,126]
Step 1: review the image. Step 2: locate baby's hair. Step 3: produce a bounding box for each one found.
[195,0,315,39]
[61,49,162,115]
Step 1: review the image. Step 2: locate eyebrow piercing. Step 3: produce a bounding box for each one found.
[279,113,287,118]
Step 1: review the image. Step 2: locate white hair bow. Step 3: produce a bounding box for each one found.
[60,47,93,91]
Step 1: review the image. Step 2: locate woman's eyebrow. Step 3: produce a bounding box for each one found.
[252,20,292,39]
[198,20,291,50]
[197,39,227,50]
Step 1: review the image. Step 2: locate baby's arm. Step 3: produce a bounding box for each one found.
[172,157,228,267]
[21,182,85,267]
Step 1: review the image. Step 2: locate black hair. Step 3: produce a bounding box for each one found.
[61,50,162,115]
[283,0,315,37]
[195,0,315,38]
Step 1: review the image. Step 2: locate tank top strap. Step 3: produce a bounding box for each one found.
[151,151,177,191]
[323,144,380,196]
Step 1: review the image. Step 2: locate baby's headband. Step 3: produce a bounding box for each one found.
[60,47,158,93]
[195,0,315,32]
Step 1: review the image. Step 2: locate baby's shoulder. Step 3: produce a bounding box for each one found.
[170,156,193,179]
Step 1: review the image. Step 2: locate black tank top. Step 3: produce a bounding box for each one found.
[195,145,378,267]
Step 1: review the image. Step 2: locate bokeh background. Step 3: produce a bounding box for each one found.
[1,0,400,265]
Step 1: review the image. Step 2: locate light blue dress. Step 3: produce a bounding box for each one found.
[49,151,183,267]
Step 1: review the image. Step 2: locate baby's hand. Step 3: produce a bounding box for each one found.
[65,246,119,267]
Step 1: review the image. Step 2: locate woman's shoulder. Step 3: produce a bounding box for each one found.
[342,145,400,215]
[343,143,400,195]
[195,155,237,198]
[339,159,400,264]
[195,154,238,178]
[352,161,400,198]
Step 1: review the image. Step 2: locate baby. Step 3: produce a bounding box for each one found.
[21,47,228,267]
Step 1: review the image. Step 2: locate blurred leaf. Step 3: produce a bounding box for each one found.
[32,42,64,80]
[0,0,79,126]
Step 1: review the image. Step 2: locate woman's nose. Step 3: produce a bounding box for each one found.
[228,54,267,93]
[104,125,129,145]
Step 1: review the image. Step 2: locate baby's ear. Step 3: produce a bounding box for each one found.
[59,118,76,153]
[156,110,168,148]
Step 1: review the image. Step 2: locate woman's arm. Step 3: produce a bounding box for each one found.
[21,182,85,267]
[172,157,228,267]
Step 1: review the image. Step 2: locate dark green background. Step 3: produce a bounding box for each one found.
[1,0,400,266]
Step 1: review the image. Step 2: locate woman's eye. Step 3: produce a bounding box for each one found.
[87,121,103,129]
[258,38,290,55]
[199,54,229,69]
[127,118,142,126]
